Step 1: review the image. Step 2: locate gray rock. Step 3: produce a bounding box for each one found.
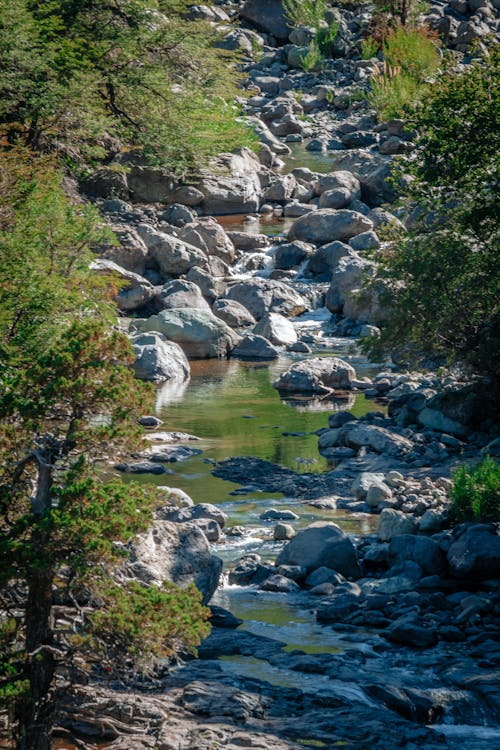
[263,174,297,202]
[289,209,373,245]
[260,574,300,593]
[241,0,290,39]
[186,266,226,305]
[417,407,467,438]
[212,299,256,328]
[131,332,190,383]
[275,240,314,270]
[385,616,437,648]
[305,566,343,587]
[325,253,376,313]
[178,218,236,265]
[166,185,204,207]
[161,203,196,227]
[335,423,413,455]
[378,510,417,542]
[232,334,279,360]
[127,166,177,203]
[227,231,270,252]
[316,591,361,622]
[225,277,307,320]
[447,524,500,579]
[100,226,148,275]
[366,482,394,508]
[156,280,212,313]
[260,508,299,521]
[276,522,361,578]
[125,519,222,603]
[352,472,387,501]
[389,534,446,576]
[274,357,355,394]
[197,148,262,215]
[314,171,361,200]
[319,188,353,209]
[332,151,394,206]
[82,168,129,200]
[137,308,240,359]
[136,224,207,276]
[254,312,298,346]
[274,523,297,540]
[349,230,381,252]
[90,259,155,312]
[305,241,355,278]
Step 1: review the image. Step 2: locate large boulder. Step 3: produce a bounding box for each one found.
[288,209,373,245]
[313,171,361,201]
[136,224,207,276]
[156,280,212,313]
[100,226,148,275]
[325,253,376,312]
[232,334,279,360]
[326,422,413,456]
[127,166,177,203]
[378,511,417,542]
[124,519,222,603]
[131,332,190,383]
[224,277,308,320]
[253,312,298,346]
[212,299,256,328]
[275,241,315,270]
[240,0,290,40]
[447,524,500,579]
[247,117,292,156]
[276,522,362,578]
[304,241,354,279]
[197,149,262,215]
[89,259,155,312]
[137,308,240,359]
[81,168,129,200]
[273,357,355,394]
[178,219,236,265]
[332,151,394,206]
[389,534,446,576]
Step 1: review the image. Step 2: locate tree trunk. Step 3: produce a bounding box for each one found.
[16,458,55,750]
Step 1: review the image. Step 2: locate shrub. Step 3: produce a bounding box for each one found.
[368,26,441,118]
[316,21,341,56]
[300,39,324,71]
[450,456,500,521]
[283,0,328,28]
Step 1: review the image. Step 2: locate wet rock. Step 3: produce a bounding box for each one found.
[276,522,361,578]
[305,567,343,587]
[273,357,355,394]
[385,615,438,648]
[163,503,227,528]
[327,423,413,455]
[260,574,301,592]
[274,523,297,540]
[289,209,373,245]
[274,240,315,270]
[209,606,243,629]
[137,308,240,359]
[260,508,299,521]
[316,591,361,622]
[304,241,355,279]
[114,461,169,475]
[228,554,274,586]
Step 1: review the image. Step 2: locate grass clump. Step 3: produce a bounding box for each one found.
[368,26,441,119]
[283,0,328,27]
[450,456,500,522]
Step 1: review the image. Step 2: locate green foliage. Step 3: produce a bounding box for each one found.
[450,457,500,521]
[0,0,256,174]
[88,581,210,672]
[361,36,380,59]
[373,0,423,25]
[0,155,211,742]
[283,0,328,27]
[300,39,324,71]
[368,27,441,119]
[316,21,341,57]
[363,47,500,379]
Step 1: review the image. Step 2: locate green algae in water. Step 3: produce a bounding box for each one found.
[297,741,328,748]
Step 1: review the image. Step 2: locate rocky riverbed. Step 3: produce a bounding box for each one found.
[63,0,500,748]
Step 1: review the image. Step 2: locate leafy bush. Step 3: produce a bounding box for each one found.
[283,0,328,27]
[362,47,500,379]
[450,456,500,521]
[369,64,421,119]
